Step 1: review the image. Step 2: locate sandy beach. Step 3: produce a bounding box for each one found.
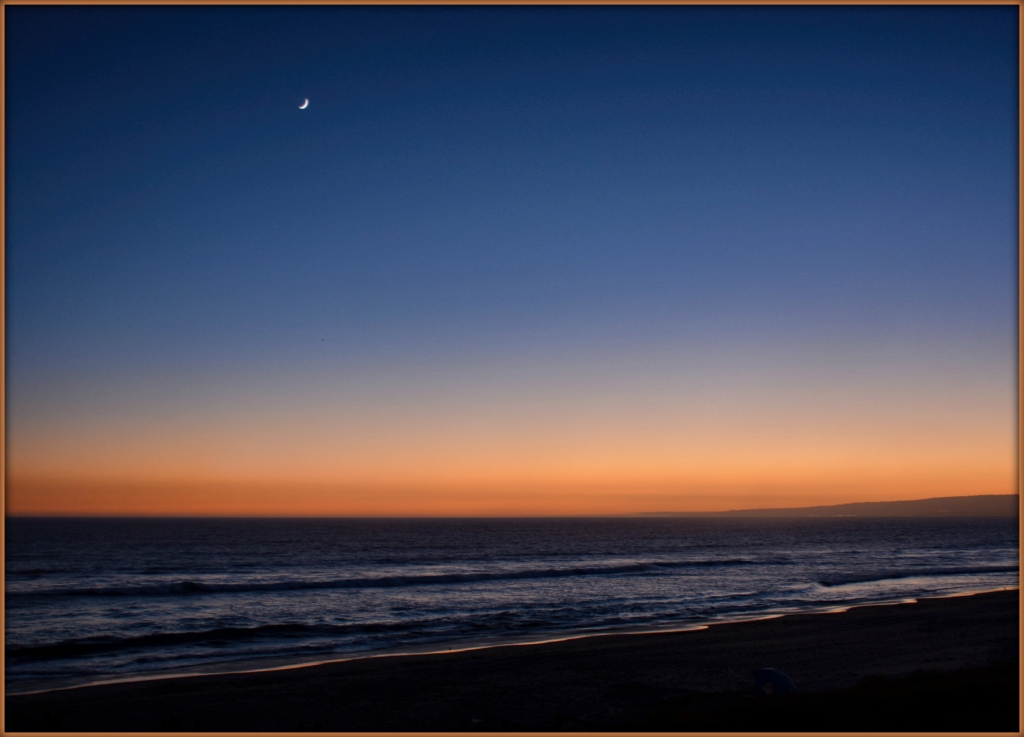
[5,588,1017,732]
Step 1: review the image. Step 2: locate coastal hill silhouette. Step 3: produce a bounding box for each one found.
[643,494,1018,518]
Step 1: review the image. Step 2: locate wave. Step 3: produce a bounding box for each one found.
[6,568,66,577]
[819,565,1018,587]
[5,621,405,662]
[14,558,772,598]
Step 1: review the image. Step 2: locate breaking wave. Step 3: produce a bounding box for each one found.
[819,565,1018,587]
[5,621,404,661]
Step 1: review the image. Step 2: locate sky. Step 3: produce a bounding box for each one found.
[4,5,1018,516]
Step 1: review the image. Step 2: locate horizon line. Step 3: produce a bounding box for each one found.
[7,492,1018,520]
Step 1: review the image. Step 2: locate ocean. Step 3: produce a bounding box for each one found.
[5,516,1018,694]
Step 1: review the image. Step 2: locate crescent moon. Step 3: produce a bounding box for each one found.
[299,99,309,109]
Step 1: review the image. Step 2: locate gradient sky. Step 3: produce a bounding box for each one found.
[5,6,1018,516]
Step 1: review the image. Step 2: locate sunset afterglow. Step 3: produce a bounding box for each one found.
[5,6,1016,516]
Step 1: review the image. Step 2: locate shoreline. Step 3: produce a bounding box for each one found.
[7,587,1018,731]
[8,584,1015,698]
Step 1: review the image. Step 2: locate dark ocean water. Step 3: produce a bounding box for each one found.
[5,516,1018,694]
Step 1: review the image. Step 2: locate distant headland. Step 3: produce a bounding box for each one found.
[642,494,1019,518]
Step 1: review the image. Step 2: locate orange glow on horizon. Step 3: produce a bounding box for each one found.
[6,341,1013,517]
[6,466,1015,517]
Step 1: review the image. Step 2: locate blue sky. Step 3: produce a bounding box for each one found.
[5,6,1018,513]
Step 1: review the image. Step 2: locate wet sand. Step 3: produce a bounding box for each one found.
[5,589,1018,732]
